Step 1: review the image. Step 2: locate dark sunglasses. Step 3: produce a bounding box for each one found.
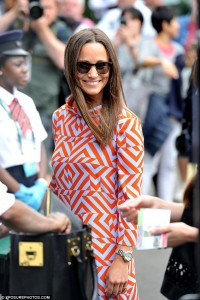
[76,61,112,74]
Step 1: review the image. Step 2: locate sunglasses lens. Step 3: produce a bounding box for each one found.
[77,62,90,74]
[96,62,109,74]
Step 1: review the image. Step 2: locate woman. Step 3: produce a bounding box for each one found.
[50,28,144,299]
[0,29,48,210]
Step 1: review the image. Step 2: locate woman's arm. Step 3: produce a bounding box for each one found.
[105,114,144,297]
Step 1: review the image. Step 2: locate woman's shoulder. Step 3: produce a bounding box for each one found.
[53,103,68,118]
[119,106,141,121]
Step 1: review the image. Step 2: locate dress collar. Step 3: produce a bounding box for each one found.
[66,95,102,116]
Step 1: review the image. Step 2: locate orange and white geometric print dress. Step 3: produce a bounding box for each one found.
[50,98,144,300]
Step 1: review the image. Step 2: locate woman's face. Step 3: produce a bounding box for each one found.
[0,56,30,93]
[76,42,110,105]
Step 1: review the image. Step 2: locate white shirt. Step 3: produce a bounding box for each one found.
[96,1,156,41]
[88,0,118,19]
[0,182,15,216]
[0,87,48,168]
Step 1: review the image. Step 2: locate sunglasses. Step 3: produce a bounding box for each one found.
[76,61,112,74]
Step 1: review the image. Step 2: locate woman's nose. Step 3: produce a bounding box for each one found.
[88,65,98,76]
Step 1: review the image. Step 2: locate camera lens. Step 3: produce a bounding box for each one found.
[120,17,126,25]
[29,1,43,20]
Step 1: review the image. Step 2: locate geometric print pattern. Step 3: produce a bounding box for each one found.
[50,98,144,300]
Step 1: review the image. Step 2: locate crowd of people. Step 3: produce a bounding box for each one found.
[0,0,199,299]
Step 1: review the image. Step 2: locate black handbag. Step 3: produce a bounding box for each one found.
[9,189,98,300]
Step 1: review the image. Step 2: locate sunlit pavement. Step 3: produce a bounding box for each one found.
[134,247,171,300]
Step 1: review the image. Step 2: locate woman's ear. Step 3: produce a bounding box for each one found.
[0,70,3,76]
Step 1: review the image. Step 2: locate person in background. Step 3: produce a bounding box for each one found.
[96,0,156,42]
[0,0,72,161]
[50,28,144,299]
[175,0,197,49]
[118,173,199,298]
[144,0,162,10]
[113,7,151,123]
[0,181,71,237]
[113,6,144,78]
[0,29,48,211]
[88,0,118,21]
[56,0,94,32]
[136,5,185,202]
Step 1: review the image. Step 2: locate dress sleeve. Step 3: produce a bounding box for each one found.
[49,109,60,192]
[116,112,144,246]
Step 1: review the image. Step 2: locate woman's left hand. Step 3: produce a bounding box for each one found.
[105,256,129,298]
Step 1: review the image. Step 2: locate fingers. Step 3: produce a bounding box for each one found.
[64,219,71,234]
[49,213,71,233]
[119,282,127,294]
[118,205,138,223]
[105,277,127,297]
[106,284,126,298]
[150,225,169,235]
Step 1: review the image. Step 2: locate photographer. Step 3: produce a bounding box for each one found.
[0,0,72,161]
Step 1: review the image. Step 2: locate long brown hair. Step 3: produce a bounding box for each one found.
[64,28,125,145]
[183,173,197,208]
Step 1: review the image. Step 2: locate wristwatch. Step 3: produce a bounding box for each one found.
[115,249,133,262]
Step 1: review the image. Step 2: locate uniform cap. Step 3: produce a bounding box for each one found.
[0,29,29,56]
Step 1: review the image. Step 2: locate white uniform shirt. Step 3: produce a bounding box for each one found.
[0,87,48,168]
[0,182,15,216]
[96,1,156,41]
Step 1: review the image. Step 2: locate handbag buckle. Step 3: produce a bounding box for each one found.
[84,232,94,260]
[67,236,81,265]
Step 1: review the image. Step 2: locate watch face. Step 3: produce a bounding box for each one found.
[124,252,132,262]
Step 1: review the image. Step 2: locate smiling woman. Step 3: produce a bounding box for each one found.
[49,28,144,300]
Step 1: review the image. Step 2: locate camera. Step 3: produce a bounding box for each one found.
[29,0,43,20]
[120,17,126,26]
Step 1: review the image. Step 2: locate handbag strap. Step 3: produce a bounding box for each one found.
[45,188,51,217]
[76,251,98,300]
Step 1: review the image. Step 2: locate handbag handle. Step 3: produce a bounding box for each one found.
[45,188,51,217]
